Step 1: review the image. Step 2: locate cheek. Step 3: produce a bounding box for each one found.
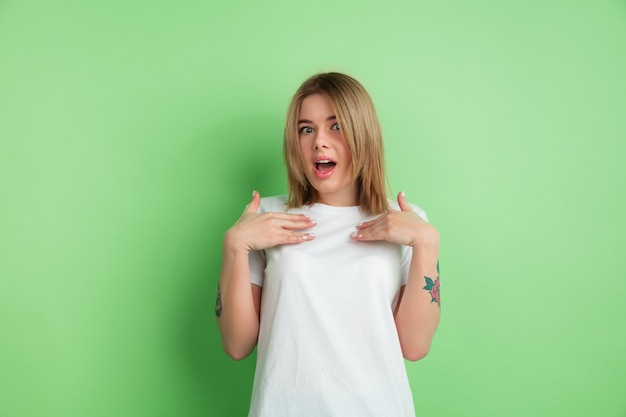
[335,137,351,160]
[299,146,310,161]
[341,146,353,166]
[298,151,312,174]
[298,142,308,160]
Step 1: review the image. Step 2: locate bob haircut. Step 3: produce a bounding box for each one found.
[284,72,389,215]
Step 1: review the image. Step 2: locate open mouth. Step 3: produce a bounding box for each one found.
[315,160,337,172]
[313,158,337,179]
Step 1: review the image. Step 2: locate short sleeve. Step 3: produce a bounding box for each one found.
[249,249,266,286]
[246,196,288,287]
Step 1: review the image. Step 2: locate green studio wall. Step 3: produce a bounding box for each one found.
[1,1,625,416]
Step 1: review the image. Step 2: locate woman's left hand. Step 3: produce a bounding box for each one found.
[351,192,439,250]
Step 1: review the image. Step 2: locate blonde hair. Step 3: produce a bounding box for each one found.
[284,72,389,214]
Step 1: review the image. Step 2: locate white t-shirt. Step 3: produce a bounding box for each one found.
[248,196,428,417]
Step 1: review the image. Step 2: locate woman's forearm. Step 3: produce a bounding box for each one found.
[394,248,441,361]
[216,236,261,360]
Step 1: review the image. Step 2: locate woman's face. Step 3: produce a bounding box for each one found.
[297,93,357,206]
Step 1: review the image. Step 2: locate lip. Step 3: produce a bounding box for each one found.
[313,155,337,179]
[314,155,336,164]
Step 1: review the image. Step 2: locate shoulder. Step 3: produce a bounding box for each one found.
[259,195,289,213]
[387,198,429,222]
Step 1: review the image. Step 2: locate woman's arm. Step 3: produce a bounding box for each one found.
[216,191,316,360]
[393,246,440,361]
[351,191,440,361]
[216,240,262,360]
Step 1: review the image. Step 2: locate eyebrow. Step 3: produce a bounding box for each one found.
[298,115,337,124]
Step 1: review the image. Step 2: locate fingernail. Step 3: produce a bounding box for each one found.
[252,190,257,197]
[303,233,315,240]
[401,191,406,198]
[356,222,363,228]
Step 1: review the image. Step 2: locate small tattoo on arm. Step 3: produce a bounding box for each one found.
[215,284,223,317]
[422,260,440,307]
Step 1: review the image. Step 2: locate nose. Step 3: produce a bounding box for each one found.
[313,130,330,150]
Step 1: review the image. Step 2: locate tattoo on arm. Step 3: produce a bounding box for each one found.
[215,284,223,317]
[422,260,440,307]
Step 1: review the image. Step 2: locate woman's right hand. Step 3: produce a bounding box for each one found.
[224,191,316,252]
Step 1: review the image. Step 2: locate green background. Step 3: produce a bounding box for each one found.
[1,0,625,416]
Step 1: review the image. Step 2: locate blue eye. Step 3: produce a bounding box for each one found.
[331,123,340,130]
[299,126,313,134]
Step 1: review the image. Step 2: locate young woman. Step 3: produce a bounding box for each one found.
[216,72,440,417]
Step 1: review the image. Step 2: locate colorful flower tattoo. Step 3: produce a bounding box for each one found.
[422,260,440,307]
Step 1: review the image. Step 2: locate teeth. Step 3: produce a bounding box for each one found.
[317,160,331,163]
